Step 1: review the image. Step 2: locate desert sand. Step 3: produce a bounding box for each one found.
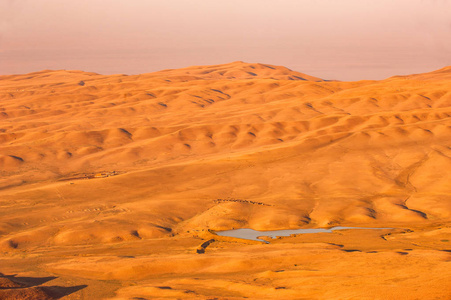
[0,62,450,299]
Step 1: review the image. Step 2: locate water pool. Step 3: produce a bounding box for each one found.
[216,226,392,243]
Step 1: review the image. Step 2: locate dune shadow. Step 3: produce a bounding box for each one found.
[43,285,87,299]
[2,274,57,287]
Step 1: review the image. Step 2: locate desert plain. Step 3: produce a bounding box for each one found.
[0,62,450,299]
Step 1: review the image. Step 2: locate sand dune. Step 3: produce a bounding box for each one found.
[0,62,450,299]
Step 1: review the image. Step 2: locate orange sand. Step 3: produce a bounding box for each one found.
[0,62,450,299]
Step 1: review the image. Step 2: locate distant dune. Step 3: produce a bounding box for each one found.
[0,62,450,299]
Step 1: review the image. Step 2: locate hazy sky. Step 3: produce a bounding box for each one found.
[1,0,450,80]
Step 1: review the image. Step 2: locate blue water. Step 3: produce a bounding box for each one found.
[215,226,392,243]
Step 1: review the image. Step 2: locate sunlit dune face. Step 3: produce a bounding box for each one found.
[1,61,450,235]
[0,62,450,299]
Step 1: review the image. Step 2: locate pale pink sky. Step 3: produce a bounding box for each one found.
[1,0,450,80]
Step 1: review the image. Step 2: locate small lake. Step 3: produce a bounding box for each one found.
[215,226,392,243]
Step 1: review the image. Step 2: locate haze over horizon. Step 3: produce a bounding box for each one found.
[1,0,450,81]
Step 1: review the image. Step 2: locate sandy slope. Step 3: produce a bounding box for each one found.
[0,62,450,299]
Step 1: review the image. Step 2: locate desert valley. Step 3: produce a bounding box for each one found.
[0,62,450,299]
